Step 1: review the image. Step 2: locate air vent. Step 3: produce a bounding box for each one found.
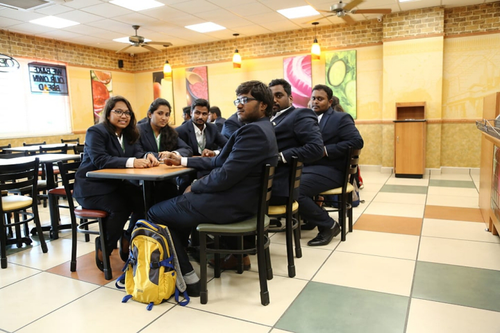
[0,0,50,10]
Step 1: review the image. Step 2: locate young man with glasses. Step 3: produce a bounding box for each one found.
[147,80,278,297]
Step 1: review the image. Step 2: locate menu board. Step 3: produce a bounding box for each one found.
[28,62,68,95]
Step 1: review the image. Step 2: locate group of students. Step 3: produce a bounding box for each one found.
[73,78,363,297]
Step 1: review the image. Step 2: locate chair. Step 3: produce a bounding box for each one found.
[54,160,112,279]
[61,138,80,144]
[73,144,84,154]
[23,141,46,146]
[0,143,11,154]
[0,158,48,268]
[197,164,275,305]
[315,147,361,241]
[39,144,68,154]
[267,156,303,278]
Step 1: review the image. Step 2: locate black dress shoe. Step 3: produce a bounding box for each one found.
[186,281,200,297]
[208,254,251,270]
[95,237,104,272]
[307,222,340,246]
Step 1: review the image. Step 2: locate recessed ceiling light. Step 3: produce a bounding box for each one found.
[29,16,79,29]
[185,22,226,33]
[113,37,151,44]
[277,6,319,19]
[110,0,164,11]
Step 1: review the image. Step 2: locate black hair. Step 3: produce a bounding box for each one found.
[268,78,292,97]
[147,98,179,151]
[312,84,333,101]
[236,80,273,117]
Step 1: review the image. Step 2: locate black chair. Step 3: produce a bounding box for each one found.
[39,144,68,154]
[0,152,27,159]
[23,141,46,147]
[0,143,11,154]
[197,163,275,305]
[0,158,48,268]
[61,138,80,144]
[73,144,84,154]
[267,156,303,278]
[55,160,112,279]
[315,147,361,241]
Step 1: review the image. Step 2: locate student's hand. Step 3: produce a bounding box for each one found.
[184,185,192,193]
[202,149,215,157]
[163,155,181,166]
[134,158,153,168]
[146,153,160,166]
[159,151,176,159]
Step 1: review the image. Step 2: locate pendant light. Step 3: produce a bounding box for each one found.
[232,33,241,69]
[311,22,321,61]
[163,45,172,77]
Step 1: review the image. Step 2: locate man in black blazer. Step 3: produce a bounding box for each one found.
[147,80,278,296]
[209,106,226,132]
[299,84,364,246]
[268,79,324,205]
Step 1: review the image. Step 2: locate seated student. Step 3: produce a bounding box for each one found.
[221,111,244,139]
[137,98,193,202]
[181,106,191,124]
[147,80,278,296]
[175,98,228,193]
[74,96,159,270]
[298,84,364,246]
[208,106,226,132]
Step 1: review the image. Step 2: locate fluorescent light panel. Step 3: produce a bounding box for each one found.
[110,0,164,11]
[185,22,226,33]
[278,5,319,19]
[30,16,79,29]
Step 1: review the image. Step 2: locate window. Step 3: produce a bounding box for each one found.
[0,57,72,139]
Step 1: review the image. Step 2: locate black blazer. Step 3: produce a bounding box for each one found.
[137,122,192,158]
[213,117,226,132]
[272,106,324,198]
[185,117,278,223]
[175,121,228,156]
[74,123,143,198]
[304,107,364,183]
[221,112,244,139]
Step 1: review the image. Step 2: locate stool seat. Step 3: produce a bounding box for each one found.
[48,187,65,196]
[268,201,298,215]
[197,215,270,234]
[320,183,354,196]
[74,206,108,219]
[1,195,32,211]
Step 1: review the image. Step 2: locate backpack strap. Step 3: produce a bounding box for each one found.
[146,302,154,311]
[174,288,190,306]
[135,219,162,232]
[122,294,132,303]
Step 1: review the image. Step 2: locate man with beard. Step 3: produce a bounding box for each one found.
[298,84,364,246]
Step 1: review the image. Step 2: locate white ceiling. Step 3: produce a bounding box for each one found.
[0,0,495,53]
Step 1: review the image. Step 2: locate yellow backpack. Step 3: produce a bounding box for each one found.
[116,220,189,310]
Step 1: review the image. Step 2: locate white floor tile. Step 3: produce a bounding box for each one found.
[0,273,98,332]
[0,264,41,288]
[418,236,500,271]
[336,230,420,260]
[426,194,479,208]
[373,192,427,205]
[422,218,500,243]
[406,299,500,333]
[313,251,415,296]
[427,186,478,197]
[386,176,429,186]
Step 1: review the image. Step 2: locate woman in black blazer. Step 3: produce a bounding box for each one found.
[137,98,193,202]
[74,96,158,271]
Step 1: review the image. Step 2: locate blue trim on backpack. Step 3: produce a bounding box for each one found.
[122,294,132,303]
[174,288,190,306]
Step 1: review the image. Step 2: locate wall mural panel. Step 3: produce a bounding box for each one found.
[90,70,112,124]
[185,66,208,106]
[325,50,357,119]
[283,55,312,109]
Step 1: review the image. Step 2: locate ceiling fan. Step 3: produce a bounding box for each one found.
[312,0,392,24]
[116,25,172,53]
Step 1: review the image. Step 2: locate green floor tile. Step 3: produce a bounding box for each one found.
[413,261,500,312]
[276,282,408,333]
[380,184,428,194]
[428,179,476,188]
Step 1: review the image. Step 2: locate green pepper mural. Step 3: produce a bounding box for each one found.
[325,50,357,119]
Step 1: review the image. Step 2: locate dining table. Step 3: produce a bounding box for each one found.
[2,143,77,155]
[86,164,195,213]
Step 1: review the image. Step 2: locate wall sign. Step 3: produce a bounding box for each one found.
[28,62,68,95]
[0,54,20,72]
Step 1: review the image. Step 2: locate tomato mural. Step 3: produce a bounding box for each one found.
[91,70,112,124]
[185,66,208,106]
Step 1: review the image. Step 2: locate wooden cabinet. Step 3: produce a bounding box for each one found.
[394,102,426,178]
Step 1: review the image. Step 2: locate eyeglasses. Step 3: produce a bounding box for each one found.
[112,109,132,117]
[233,97,258,106]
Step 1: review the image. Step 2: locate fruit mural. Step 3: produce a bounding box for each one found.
[283,55,312,109]
[185,66,208,106]
[325,50,357,119]
[90,70,112,124]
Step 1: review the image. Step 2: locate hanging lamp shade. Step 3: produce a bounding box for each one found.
[311,38,321,60]
[233,49,241,69]
[163,60,172,77]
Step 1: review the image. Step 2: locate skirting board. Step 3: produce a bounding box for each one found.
[360,165,479,176]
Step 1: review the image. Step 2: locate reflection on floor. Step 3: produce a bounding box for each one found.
[1,167,500,333]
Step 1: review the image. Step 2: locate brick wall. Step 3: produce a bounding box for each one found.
[1,2,500,72]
